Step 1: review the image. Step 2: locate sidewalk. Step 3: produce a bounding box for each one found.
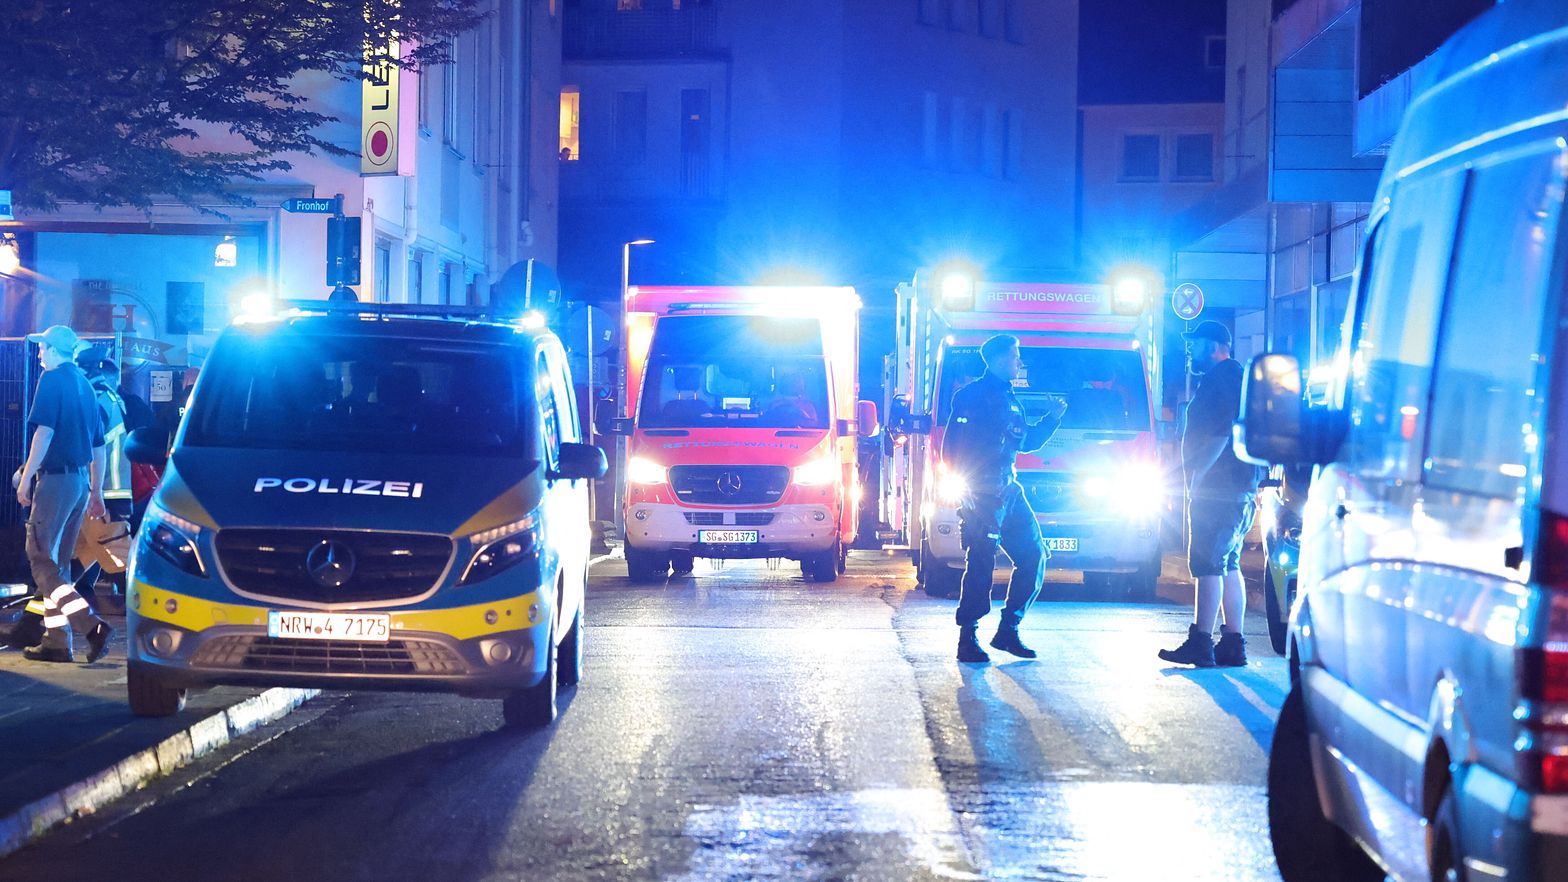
[0,607,315,858]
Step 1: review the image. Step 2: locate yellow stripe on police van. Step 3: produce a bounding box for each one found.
[129,581,543,641]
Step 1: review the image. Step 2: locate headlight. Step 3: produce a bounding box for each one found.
[460,515,540,585]
[626,456,668,485]
[793,456,840,486]
[936,465,968,505]
[140,502,207,577]
[1078,463,1165,516]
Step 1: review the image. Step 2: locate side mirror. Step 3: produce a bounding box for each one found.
[856,400,880,438]
[125,427,170,466]
[602,417,634,436]
[1234,353,1307,466]
[552,442,609,481]
[592,399,619,436]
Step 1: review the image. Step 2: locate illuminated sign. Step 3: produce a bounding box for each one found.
[361,40,400,176]
[974,283,1111,315]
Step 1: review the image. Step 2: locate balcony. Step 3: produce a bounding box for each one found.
[564,7,722,60]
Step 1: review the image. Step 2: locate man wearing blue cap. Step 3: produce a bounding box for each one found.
[1160,320,1262,668]
[13,324,113,663]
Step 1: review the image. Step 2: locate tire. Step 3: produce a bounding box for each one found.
[1122,556,1161,601]
[503,632,558,729]
[837,543,849,574]
[128,664,187,717]
[1431,788,1465,882]
[1268,682,1385,882]
[1266,566,1288,656]
[669,551,695,576]
[557,605,583,690]
[625,546,670,583]
[804,542,840,583]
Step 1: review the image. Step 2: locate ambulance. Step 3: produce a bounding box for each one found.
[881,272,1165,598]
[605,286,878,582]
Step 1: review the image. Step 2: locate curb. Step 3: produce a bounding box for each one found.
[0,686,318,860]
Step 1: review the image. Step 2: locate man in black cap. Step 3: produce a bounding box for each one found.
[1159,320,1262,668]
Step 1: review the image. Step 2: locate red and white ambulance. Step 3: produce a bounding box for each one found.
[609,286,878,583]
[881,273,1166,598]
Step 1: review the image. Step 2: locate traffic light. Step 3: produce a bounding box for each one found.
[326,216,362,287]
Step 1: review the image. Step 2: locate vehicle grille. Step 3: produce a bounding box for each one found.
[669,465,790,506]
[682,511,776,526]
[1017,474,1077,515]
[214,529,453,603]
[191,636,466,675]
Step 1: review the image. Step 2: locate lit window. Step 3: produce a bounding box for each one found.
[559,89,580,161]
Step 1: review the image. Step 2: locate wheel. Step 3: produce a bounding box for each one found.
[128,664,187,717]
[1265,566,1288,656]
[503,633,558,729]
[1122,556,1161,601]
[804,542,840,582]
[557,605,583,690]
[1268,682,1385,882]
[837,543,849,574]
[921,543,963,597]
[625,545,670,583]
[1431,788,1465,882]
[669,551,695,576]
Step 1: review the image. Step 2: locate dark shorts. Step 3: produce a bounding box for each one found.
[1187,493,1257,578]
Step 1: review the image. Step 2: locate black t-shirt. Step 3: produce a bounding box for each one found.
[28,364,106,469]
[1182,358,1262,498]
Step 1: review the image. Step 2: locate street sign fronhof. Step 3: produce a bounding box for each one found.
[1172,283,1205,321]
[282,197,340,214]
[361,40,400,176]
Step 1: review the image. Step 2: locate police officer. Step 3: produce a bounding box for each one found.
[14,325,113,664]
[942,334,1067,663]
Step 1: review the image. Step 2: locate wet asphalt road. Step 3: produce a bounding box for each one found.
[5,553,1290,881]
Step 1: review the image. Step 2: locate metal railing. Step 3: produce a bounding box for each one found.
[564,7,721,59]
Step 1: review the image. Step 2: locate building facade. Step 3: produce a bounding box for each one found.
[557,0,1081,316]
[0,0,562,377]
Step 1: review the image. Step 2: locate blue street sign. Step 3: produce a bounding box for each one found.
[283,197,341,214]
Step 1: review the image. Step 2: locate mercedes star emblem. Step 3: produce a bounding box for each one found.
[305,539,356,589]
[716,471,744,497]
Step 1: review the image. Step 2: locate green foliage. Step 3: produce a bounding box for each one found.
[0,0,484,211]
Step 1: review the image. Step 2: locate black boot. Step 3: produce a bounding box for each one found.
[24,629,73,663]
[1158,624,1216,667]
[957,625,991,664]
[1214,629,1248,667]
[85,620,114,664]
[990,623,1037,659]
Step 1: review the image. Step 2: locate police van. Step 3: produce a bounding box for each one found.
[1237,3,1568,878]
[123,302,606,728]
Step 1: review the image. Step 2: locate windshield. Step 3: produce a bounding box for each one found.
[638,314,830,429]
[937,345,1151,432]
[185,329,534,457]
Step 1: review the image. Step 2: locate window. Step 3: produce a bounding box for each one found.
[1425,148,1564,497]
[546,345,579,443]
[949,97,967,170]
[559,88,580,161]
[1002,109,1023,179]
[982,104,1001,176]
[1343,167,1465,480]
[614,90,648,164]
[617,0,642,9]
[442,39,459,151]
[919,0,942,26]
[537,352,561,464]
[408,251,424,303]
[374,240,391,302]
[922,91,941,166]
[681,89,710,196]
[1205,35,1226,69]
[439,262,453,304]
[1120,134,1160,181]
[946,0,969,30]
[474,24,490,168]
[1174,133,1214,181]
[979,0,1003,37]
[1003,0,1024,42]
[418,67,431,132]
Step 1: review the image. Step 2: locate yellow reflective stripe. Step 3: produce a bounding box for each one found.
[129,581,541,641]
[24,600,46,615]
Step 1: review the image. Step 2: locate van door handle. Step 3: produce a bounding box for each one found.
[1505,546,1525,570]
